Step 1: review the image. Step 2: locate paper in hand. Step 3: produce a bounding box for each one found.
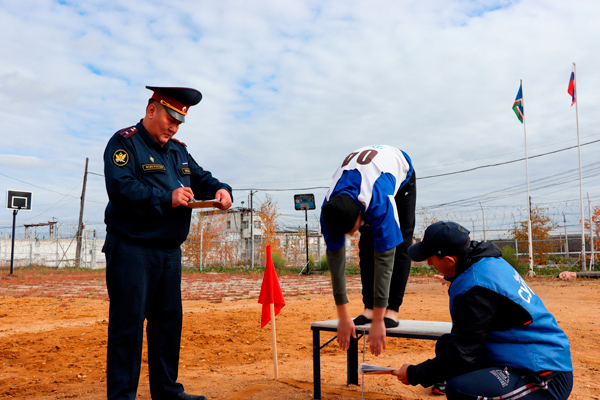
[358,363,396,375]
[186,199,222,209]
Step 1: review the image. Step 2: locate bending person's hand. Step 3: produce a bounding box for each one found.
[337,317,357,351]
[367,319,386,356]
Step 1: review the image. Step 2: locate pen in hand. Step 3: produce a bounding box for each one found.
[177,180,196,202]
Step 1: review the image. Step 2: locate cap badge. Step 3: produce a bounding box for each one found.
[113,150,129,167]
[182,106,187,112]
[150,156,154,163]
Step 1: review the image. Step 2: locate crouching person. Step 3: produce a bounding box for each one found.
[392,221,573,400]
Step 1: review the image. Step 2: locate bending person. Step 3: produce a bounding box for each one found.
[320,145,416,356]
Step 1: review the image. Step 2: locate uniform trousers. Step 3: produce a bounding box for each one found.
[104,233,185,400]
[434,334,573,400]
[358,171,416,312]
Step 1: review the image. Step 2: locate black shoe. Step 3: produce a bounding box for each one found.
[175,392,208,400]
[431,381,446,395]
[353,315,372,326]
[384,317,399,328]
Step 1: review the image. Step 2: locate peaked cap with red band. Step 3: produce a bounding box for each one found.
[146,86,202,123]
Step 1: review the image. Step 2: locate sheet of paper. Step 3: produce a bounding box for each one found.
[358,363,396,375]
[186,199,221,209]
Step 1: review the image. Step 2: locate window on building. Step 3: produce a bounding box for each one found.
[243,221,249,229]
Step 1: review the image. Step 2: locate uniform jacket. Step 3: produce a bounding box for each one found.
[407,241,572,388]
[103,121,232,248]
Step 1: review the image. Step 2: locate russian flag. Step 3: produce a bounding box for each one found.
[568,71,576,106]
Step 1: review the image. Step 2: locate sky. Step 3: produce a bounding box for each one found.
[1,0,600,241]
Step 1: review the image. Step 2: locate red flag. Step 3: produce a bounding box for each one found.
[258,245,285,328]
[568,71,576,106]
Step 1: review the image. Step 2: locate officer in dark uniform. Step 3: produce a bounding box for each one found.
[102,86,233,400]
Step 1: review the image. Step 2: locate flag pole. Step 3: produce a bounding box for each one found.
[270,303,279,379]
[521,80,535,276]
[573,62,586,271]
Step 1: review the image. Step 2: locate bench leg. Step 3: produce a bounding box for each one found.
[347,336,358,386]
[312,329,321,399]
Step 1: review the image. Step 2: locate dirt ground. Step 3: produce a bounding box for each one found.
[0,271,599,399]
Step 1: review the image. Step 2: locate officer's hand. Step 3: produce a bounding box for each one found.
[172,187,195,207]
[366,319,386,356]
[391,364,410,385]
[214,189,232,210]
[337,316,357,351]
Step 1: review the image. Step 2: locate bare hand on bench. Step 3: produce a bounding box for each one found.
[336,316,357,351]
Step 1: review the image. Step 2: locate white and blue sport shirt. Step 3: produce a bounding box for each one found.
[320,145,413,252]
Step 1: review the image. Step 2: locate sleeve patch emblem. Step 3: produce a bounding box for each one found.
[180,168,191,175]
[142,164,166,172]
[113,150,129,166]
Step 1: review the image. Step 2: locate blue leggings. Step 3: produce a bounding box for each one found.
[446,367,573,400]
[433,334,573,400]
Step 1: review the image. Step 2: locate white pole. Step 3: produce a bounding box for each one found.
[588,193,594,269]
[270,303,279,379]
[573,63,586,272]
[479,203,487,241]
[251,191,255,269]
[521,80,535,276]
[563,212,569,256]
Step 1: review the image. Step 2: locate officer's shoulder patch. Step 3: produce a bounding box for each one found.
[117,126,138,139]
[170,137,187,147]
[112,149,129,167]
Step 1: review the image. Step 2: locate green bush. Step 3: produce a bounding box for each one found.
[272,252,286,269]
[501,246,528,272]
[320,255,328,271]
[544,254,577,268]
[410,264,437,276]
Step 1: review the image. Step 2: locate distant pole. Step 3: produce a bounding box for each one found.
[200,223,204,270]
[563,212,569,256]
[588,193,594,269]
[304,209,309,274]
[250,190,256,269]
[75,158,89,268]
[572,63,586,271]
[520,80,535,276]
[479,203,487,241]
[10,210,18,275]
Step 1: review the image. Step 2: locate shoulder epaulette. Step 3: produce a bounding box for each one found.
[117,126,138,139]
[170,137,187,147]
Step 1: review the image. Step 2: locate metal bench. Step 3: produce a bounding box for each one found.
[310,319,452,399]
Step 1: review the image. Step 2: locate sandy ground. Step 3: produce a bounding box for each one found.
[0,272,599,399]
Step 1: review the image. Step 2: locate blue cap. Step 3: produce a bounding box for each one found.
[408,221,470,262]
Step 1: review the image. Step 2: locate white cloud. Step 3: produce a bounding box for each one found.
[1,0,599,238]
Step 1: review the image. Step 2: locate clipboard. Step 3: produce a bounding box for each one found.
[186,199,222,209]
